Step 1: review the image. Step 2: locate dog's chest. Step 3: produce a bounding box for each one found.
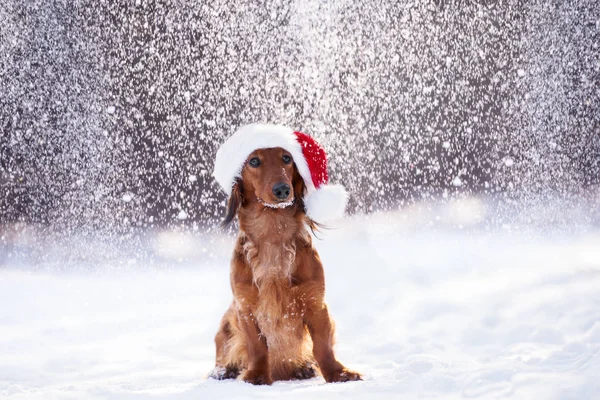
[254,281,306,350]
[241,235,309,349]
[243,238,296,284]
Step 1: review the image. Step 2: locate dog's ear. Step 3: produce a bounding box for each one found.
[292,165,306,213]
[221,178,244,227]
[293,164,324,235]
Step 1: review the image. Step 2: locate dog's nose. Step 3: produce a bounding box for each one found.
[272,182,291,200]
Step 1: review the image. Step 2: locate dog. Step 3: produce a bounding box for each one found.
[209,137,362,385]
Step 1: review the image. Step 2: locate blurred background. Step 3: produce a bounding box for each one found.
[1,0,599,265]
[1,3,600,398]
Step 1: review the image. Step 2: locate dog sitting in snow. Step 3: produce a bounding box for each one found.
[209,124,362,385]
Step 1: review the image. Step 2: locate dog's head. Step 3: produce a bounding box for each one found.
[221,147,307,227]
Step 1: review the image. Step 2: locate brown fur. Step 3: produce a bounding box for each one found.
[210,147,361,385]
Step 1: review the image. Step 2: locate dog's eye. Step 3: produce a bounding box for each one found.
[248,157,261,168]
[282,155,292,164]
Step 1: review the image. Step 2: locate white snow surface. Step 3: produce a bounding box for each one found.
[2,213,600,400]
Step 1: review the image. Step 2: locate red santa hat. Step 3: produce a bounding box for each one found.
[213,123,347,222]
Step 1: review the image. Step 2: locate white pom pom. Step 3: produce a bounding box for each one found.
[304,184,348,223]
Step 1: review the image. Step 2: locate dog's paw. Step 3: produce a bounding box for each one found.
[323,368,362,383]
[242,369,273,385]
[208,366,240,380]
[292,363,318,380]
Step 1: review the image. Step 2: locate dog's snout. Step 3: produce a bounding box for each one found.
[272,182,291,200]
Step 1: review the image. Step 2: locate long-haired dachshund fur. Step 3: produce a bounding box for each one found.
[210,147,362,385]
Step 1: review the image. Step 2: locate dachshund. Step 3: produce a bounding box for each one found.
[209,146,362,385]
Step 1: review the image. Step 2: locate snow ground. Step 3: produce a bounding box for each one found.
[1,211,600,400]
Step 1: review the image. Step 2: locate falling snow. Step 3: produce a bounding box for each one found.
[1,1,598,236]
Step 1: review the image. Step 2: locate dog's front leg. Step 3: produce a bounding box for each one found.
[236,308,272,385]
[231,274,273,386]
[306,304,362,383]
[231,251,273,385]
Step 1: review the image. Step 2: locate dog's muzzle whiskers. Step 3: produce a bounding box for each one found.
[257,198,295,209]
